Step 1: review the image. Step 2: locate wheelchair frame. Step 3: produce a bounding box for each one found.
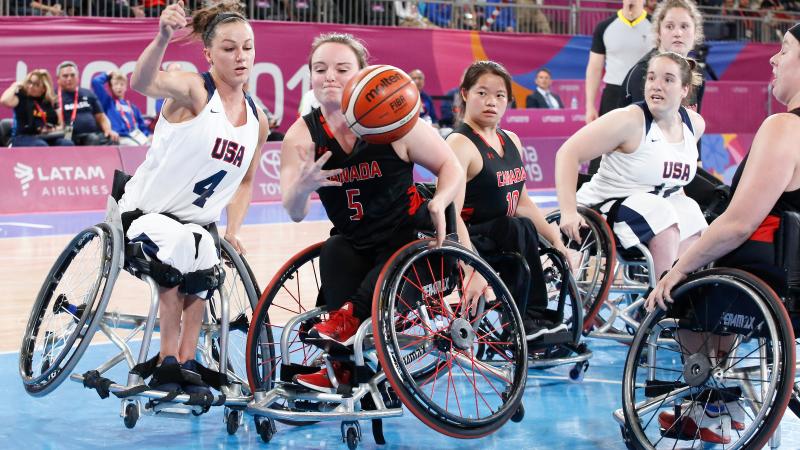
[244,237,530,448]
[19,197,257,433]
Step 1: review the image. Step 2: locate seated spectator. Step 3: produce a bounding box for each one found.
[395,1,435,27]
[421,2,452,27]
[526,68,564,109]
[483,0,517,32]
[56,61,119,145]
[0,69,73,147]
[91,71,151,146]
[94,0,146,17]
[517,0,551,34]
[438,86,459,128]
[409,69,438,125]
[12,0,65,15]
[141,0,167,17]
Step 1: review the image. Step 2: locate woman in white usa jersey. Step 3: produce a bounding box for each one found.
[555,51,707,283]
[120,0,268,394]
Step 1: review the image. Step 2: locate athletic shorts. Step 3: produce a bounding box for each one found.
[598,192,708,249]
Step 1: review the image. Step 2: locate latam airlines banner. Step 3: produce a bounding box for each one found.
[0,17,779,133]
[0,133,749,215]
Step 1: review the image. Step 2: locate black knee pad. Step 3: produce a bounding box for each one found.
[179,265,225,296]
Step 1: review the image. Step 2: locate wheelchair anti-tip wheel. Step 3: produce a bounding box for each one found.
[372,240,528,439]
[621,268,796,450]
[545,206,615,332]
[19,223,120,397]
[246,242,326,425]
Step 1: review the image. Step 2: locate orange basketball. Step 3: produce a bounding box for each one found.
[341,65,420,144]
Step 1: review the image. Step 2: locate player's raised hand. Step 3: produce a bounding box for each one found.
[159,1,187,40]
[296,145,342,195]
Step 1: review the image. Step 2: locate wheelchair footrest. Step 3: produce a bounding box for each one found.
[303,338,354,357]
[529,329,573,347]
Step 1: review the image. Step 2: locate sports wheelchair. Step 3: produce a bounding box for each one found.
[545,169,733,343]
[243,207,530,448]
[616,210,800,449]
[18,172,259,433]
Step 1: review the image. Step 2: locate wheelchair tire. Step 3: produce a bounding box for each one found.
[621,268,796,450]
[205,239,261,394]
[372,240,527,439]
[545,206,615,332]
[791,336,800,418]
[19,223,121,396]
[476,248,583,365]
[246,242,325,426]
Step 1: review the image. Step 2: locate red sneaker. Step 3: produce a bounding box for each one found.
[658,403,732,444]
[294,362,352,393]
[309,302,360,346]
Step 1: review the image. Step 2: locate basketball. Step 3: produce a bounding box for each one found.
[341,65,420,144]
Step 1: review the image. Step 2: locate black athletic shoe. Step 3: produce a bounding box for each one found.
[150,356,182,392]
[180,359,211,396]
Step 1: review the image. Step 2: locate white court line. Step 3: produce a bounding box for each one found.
[526,374,622,385]
[0,222,53,229]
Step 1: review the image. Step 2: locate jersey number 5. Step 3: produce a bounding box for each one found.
[346,189,364,221]
[193,170,228,208]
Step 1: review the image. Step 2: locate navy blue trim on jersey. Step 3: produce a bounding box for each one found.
[635,101,693,136]
[202,71,258,118]
[201,72,215,103]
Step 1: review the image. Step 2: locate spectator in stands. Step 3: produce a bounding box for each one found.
[421,2,453,27]
[723,0,762,40]
[395,1,435,27]
[91,71,151,146]
[621,0,705,111]
[484,0,517,32]
[55,61,119,145]
[142,0,168,17]
[438,86,460,128]
[12,0,66,15]
[410,69,438,125]
[0,69,73,147]
[526,68,564,108]
[585,0,652,174]
[95,0,146,18]
[517,0,551,34]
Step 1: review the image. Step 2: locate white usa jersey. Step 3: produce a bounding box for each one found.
[120,73,260,225]
[577,103,698,206]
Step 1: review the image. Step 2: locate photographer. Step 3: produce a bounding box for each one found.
[0,69,73,147]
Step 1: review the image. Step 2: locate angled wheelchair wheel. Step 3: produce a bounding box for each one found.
[545,206,615,331]
[621,268,795,450]
[246,242,325,425]
[373,240,527,439]
[205,239,261,395]
[19,223,121,396]
[475,247,583,364]
[791,334,800,418]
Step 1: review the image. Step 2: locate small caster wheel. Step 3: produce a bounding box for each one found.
[225,408,241,435]
[123,402,139,429]
[346,427,359,450]
[255,416,276,443]
[341,421,361,450]
[511,402,525,423]
[569,362,588,383]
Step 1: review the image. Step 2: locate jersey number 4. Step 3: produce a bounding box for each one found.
[193,170,228,208]
[346,189,364,221]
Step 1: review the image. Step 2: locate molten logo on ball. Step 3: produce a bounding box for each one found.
[364,73,402,103]
[342,65,420,144]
